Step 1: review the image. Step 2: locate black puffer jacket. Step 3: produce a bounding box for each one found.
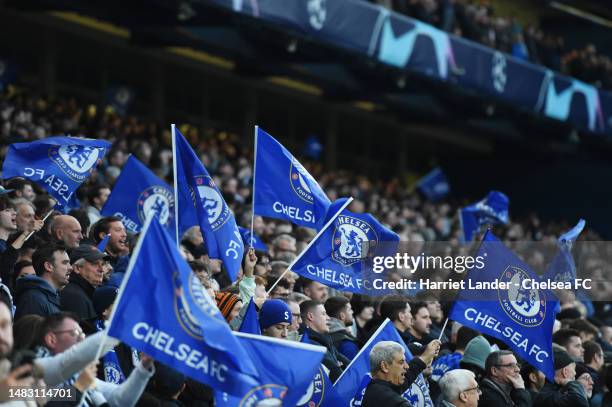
[532,380,589,407]
[478,377,531,407]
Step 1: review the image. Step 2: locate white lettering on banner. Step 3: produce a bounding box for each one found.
[305,265,362,289]
[225,230,242,260]
[464,308,548,362]
[43,174,73,202]
[272,202,314,223]
[24,168,46,178]
[113,213,140,232]
[132,322,228,382]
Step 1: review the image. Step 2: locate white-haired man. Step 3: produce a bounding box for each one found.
[439,369,481,407]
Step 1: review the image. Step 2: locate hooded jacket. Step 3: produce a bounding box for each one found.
[60,272,98,326]
[328,317,360,360]
[14,275,61,320]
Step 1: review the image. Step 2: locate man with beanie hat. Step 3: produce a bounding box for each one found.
[478,350,531,407]
[215,291,242,323]
[459,335,491,382]
[532,349,589,407]
[259,299,292,339]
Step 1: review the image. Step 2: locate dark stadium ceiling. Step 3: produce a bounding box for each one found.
[8,0,611,155]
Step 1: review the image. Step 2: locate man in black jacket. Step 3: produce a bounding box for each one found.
[362,339,440,406]
[478,350,531,407]
[532,348,590,407]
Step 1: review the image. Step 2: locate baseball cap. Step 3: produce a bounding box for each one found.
[70,244,110,264]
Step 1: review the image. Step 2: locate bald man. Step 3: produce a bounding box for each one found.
[51,215,83,250]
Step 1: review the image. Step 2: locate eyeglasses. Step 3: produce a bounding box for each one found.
[463,386,482,395]
[495,363,521,369]
[53,328,85,339]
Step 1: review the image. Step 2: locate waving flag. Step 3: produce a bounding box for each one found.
[96,234,111,252]
[292,198,400,294]
[253,127,330,230]
[416,167,450,201]
[238,299,261,335]
[449,231,559,381]
[107,217,259,395]
[334,319,433,406]
[101,155,175,236]
[460,190,509,242]
[2,136,110,207]
[238,226,268,253]
[215,332,326,407]
[173,126,244,281]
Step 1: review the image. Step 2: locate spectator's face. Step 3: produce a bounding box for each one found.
[578,373,594,397]
[398,303,412,331]
[304,282,329,303]
[229,301,242,322]
[271,286,290,299]
[0,206,17,232]
[49,250,72,288]
[566,336,584,361]
[94,188,111,209]
[288,302,301,332]
[57,216,82,249]
[107,221,128,255]
[48,318,84,354]
[384,351,408,386]
[0,303,13,358]
[16,265,35,279]
[413,307,432,335]
[16,203,35,232]
[264,322,290,340]
[342,303,355,326]
[308,304,330,334]
[426,301,442,321]
[358,305,374,322]
[460,377,480,407]
[74,259,105,287]
[492,354,521,385]
[22,184,35,201]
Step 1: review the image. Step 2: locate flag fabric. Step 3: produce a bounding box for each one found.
[105,85,134,117]
[101,155,175,236]
[107,217,259,395]
[416,167,450,201]
[543,219,585,283]
[449,231,560,381]
[303,135,323,160]
[334,319,433,406]
[173,126,244,281]
[460,190,509,242]
[2,136,110,207]
[253,127,330,230]
[238,226,268,253]
[97,234,111,252]
[291,198,400,294]
[238,299,261,335]
[295,364,344,407]
[215,332,326,407]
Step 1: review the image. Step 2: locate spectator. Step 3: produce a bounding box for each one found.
[50,214,83,250]
[325,295,360,360]
[6,178,36,202]
[379,295,413,345]
[520,364,546,400]
[554,329,584,362]
[479,350,531,407]
[532,349,589,407]
[0,195,17,253]
[405,301,433,344]
[583,341,605,406]
[281,297,302,341]
[301,278,329,303]
[431,326,479,382]
[86,184,111,225]
[259,299,292,340]
[439,368,481,407]
[459,335,491,382]
[267,278,291,300]
[13,198,36,233]
[215,292,242,323]
[90,216,129,266]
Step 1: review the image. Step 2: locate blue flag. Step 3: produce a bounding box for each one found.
[101,155,176,236]
[238,227,268,253]
[2,136,110,208]
[215,332,326,407]
[543,219,585,283]
[460,190,509,242]
[303,135,323,160]
[238,299,261,335]
[97,234,111,252]
[174,126,244,281]
[105,85,134,117]
[295,365,344,407]
[107,217,259,395]
[292,198,400,294]
[449,231,559,381]
[253,127,330,229]
[334,319,433,406]
[416,167,450,201]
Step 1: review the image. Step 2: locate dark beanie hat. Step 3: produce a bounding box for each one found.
[554,349,575,370]
[259,299,291,330]
[215,292,241,321]
[93,285,118,317]
[575,363,590,379]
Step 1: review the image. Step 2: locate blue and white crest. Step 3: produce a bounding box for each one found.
[296,366,326,407]
[332,215,377,266]
[498,266,546,327]
[403,377,433,407]
[239,383,287,407]
[49,144,103,182]
[173,271,220,340]
[194,175,231,231]
[137,185,175,227]
[104,363,122,384]
[289,159,315,204]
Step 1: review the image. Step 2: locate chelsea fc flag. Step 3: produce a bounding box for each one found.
[2,136,110,207]
[101,155,175,237]
[449,231,559,381]
[108,217,259,395]
[173,126,244,282]
[253,127,330,230]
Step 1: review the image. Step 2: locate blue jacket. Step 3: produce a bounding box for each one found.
[14,275,61,320]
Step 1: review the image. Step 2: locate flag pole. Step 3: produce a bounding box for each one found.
[24,208,54,241]
[77,213,155,407]
[266,197,353,296]
[249,125,258,249]
[438,317,449,341]
[171,123,180,248]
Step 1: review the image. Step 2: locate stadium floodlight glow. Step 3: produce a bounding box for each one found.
[396,75,407,89]
[287,39,298,54]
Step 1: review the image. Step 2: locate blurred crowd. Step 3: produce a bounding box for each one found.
[369,0,612,89]
[0,84,611,406]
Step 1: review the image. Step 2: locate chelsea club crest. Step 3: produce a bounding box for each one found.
[137,185,175,227]
[193,175,231,231]
[239,384,287,407]
[173,271,220,340]
[289,159,315,204]
[498,266,546,327]
[403,379,433,407]
[49,144,104,182]
[296,366,326,407]
[332,215,378,266]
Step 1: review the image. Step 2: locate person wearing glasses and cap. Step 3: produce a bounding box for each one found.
[439,369,481,407]
[478,350,531,407]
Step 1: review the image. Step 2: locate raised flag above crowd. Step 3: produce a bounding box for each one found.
[253,126,331,230]
[460,190,509,242]
[416,167,450,201]
[238,226,268,253]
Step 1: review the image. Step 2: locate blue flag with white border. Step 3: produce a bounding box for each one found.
[253,127,330,230]
[238,226,268,253]
[107,217,259,395]
[292,198,400,294]
[101,155,175,237]
[174,126,244,282]
[416,167,449,201]
[449,231,559,381]
[215,332,326,407]
[2,136,110,208]
[334,319,433,406]
[460,190,509,242]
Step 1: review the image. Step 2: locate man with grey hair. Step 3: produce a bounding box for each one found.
[362,339,440,406]
[438,369,480,407]
[50,214,83,250]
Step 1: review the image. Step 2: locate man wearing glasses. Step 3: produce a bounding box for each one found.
[478,350,531,407]
[439,369,481,407]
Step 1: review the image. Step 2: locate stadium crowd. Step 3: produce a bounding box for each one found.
[0,85,611,407]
